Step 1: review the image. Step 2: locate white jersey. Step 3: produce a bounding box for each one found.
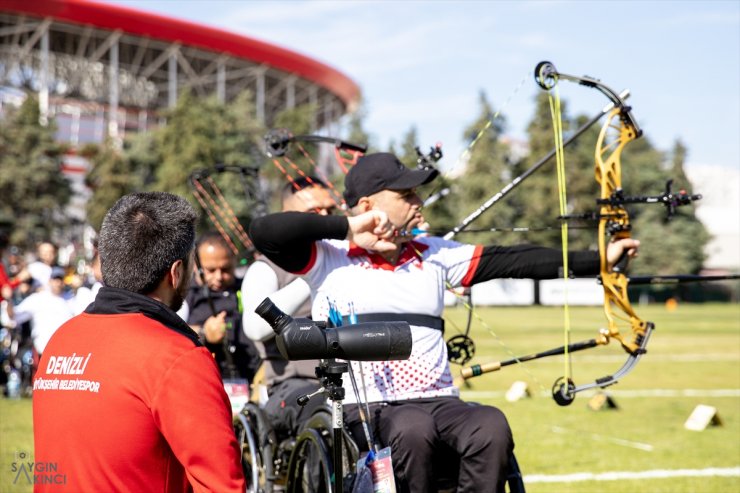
[14,291,76,354]
[301,236,481,403]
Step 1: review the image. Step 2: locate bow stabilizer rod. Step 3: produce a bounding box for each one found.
[460,333,610,380]
[628,273,740,285]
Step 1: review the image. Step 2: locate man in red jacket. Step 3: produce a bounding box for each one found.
[33,192,245,493]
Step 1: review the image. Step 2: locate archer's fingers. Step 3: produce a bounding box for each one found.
[624,238,640,257]
[371,211,393,237]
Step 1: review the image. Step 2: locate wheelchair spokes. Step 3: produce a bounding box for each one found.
[234,403,275,493]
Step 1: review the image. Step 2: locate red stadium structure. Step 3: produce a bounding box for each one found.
[0,0,360,143]
[0,0,360,234]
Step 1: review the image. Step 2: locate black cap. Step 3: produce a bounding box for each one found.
[343,153,439,207]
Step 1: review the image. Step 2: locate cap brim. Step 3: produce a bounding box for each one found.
[386,168,439,191]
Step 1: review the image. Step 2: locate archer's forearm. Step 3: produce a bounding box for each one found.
[470,245,600,283]
[249,212,348,272]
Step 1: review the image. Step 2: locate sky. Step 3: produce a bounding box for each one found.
[100,0,739,266]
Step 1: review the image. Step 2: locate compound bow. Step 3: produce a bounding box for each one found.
[460,61,704,405]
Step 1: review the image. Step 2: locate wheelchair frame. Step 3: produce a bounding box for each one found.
[234,400,525,493]
[234,401,358,493]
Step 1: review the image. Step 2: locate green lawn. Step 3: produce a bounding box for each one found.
[1,303,739,492]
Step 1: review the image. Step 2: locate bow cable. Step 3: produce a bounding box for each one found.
[546,83,574,390]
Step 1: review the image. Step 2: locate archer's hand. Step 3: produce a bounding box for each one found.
[346,211,397,253]
[606,238,640,270]
[203,311,227,343]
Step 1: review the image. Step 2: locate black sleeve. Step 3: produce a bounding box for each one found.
[249,212,349,273]
[469,244,600,284]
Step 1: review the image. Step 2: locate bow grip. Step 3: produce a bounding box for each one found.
[613,251,630,274]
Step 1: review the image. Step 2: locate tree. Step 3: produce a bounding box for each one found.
[507,92,602,250]
[82,130,161,232]
[519,93,710,277]
[433,91,517,243]
[626,138,709,276]
[395,125,419,168]
[152,91,266,233]
[0,95,71,248]
[344,98,373,151]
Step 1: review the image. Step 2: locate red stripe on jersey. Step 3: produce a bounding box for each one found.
[295,242,318,275]
[348,241,429,271]
[461,244,484,287]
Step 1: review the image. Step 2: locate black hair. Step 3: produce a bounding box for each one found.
[98,192,197,294]
[280,176,329,203]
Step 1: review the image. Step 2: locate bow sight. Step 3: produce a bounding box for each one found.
[415,143,443,170]
[597,179,702,220]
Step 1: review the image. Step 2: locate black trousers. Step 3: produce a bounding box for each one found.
[345,397,513,493]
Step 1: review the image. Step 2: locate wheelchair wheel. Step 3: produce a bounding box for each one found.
[286,408,359,493]
[285,427,333,493]
[234,402,276,493]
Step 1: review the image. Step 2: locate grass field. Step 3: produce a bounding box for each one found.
[1,302,739,492]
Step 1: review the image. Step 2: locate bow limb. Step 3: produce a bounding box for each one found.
[264,128,367,158]
[594,108,654,355]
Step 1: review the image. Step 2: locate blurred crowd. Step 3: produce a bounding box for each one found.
[0,233,262,400]
[1,239,104,397]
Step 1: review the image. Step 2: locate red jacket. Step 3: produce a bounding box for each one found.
[33,287,245,493]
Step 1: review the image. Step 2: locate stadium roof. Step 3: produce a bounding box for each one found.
[1,0,360,129]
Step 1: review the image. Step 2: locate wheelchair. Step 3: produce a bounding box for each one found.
[234,398,525,493]
[234,399,358,493]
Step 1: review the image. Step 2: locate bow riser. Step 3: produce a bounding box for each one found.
[595,109,652,355]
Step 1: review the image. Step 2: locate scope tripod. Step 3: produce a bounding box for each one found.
[298,359,351,493]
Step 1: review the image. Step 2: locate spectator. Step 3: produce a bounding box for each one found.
[33,192,244,492]
[26,241,60,291]
[0,225,15,306]
[72,252,103,315]
[12,266,75,356]
[241,176,335,435]
[177,232,261,382]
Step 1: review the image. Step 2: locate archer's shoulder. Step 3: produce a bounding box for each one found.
[415,235,467,252]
